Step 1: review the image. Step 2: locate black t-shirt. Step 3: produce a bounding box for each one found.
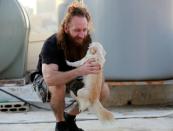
[35,34,74,76]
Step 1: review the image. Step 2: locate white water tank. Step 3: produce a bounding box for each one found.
[58,0,173,80]
[0,0,30,79]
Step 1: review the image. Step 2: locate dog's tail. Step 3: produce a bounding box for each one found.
[92,100,115,124]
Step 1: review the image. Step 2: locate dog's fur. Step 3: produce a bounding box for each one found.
[66,42,114,123]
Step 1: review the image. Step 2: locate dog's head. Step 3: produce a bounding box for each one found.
[88,42,106,66]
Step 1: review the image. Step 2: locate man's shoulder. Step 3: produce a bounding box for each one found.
[45,33,57,44]
[42,33,58,49]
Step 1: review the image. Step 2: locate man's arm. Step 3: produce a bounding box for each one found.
[42,59,100,87]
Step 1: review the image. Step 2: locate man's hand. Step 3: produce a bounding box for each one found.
[78,58,101,76]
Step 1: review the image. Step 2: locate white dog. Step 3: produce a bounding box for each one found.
[66,42,114,123]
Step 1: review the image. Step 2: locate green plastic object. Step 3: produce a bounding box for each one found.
[0,0,30,79]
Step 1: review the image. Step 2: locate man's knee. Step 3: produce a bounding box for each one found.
[48,85,66,98]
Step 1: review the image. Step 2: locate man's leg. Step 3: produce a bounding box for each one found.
[64,103,84,131]
[48,85,70,131]
[65,76,83,116]
[64,78,84,131]
[49,85,66,122]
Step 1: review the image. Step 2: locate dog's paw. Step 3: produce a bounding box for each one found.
[78,99,90,112]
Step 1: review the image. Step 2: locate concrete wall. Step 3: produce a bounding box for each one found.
[26,33,52,71]
[27,41,43,71]
[103,83,173,107]
[1,83,173,106]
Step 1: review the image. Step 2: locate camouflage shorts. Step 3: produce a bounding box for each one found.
[32,74,50,103]
[32,74,84,103]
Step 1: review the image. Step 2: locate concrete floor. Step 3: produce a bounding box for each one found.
[1,105,173,131]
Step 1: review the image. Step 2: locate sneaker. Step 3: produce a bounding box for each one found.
[64,112,84,131]
[55,121,70,131]
[68,119,84,131]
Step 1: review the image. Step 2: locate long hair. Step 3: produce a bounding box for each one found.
[57,2,93,61]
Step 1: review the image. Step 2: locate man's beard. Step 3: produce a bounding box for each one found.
[64,33,91,61]
[66,33,87,47]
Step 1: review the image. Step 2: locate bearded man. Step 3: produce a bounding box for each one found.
[31,2,110,131]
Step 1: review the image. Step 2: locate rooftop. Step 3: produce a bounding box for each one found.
[1,103,173,131]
